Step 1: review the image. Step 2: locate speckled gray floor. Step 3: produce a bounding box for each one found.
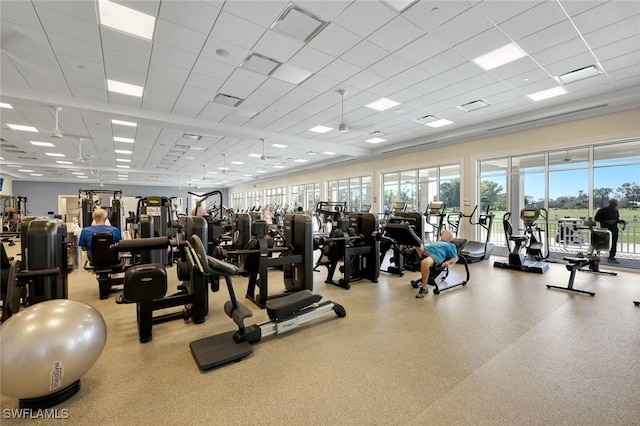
[2,245,639,425]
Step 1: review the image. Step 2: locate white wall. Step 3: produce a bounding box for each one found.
[0,176,13,195]
[230,108,640,239]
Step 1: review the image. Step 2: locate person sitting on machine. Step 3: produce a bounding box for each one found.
[414,230,459,298]
[79,208,122,261]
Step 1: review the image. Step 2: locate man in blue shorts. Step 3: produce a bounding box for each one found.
[79,208,122,261]
[414,230,458,298]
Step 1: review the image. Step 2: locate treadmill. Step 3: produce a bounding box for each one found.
[460,205,495,263]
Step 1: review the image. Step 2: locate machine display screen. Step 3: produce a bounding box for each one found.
[523,210,536,217]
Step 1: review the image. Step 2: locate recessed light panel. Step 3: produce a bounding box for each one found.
[365,137,386,144]
[0,103,13,109]
[271,63,313,85]
[473,43,527,71]
[527,86,567,102]
[45,152,65,157]
[272,144,288,148]
[112,119,137,127]
[426,118,453,128]
[114,137,135,143]
[8,124,38,132]
[98,0,156,40]
[30,141,55,147]
[366,98,400,111]
[309,125,332,133]
[107,79,144,97]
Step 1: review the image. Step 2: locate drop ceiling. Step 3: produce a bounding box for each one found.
[1,0,639,188]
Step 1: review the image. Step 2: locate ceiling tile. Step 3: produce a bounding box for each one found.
[518,20,579,55]
[453,27,512,59]
[341,40,389,69]
[499,1,567,41]
[417,49,467,76]
[402,1,472,33]
[367,54,413,79]
[210,11,266,50]
[429,7,494,47]
[158,0,220,34]
[592,34,640,62]
[35,5,101,45]
[200,37,249,67]
[192,56,235,80]
[288,46,336,74]
[389,67,432,87]
[220,68,269,99]
[394,34,449,65]
[583,15,640,49]
[151,43,198,70]
[531,37,589,66]
[154,19,208,55]
[307,22,362,57]
[317,58,361,82]
[367,15,424,52]
[104,64,146,87]
[184,72,225,93]
[572,1,640,34]
[333,1,396,38]
[440,62,483,85]
[366,79,406,98]
[143,77,183,113]
[148,61,191,84]
[344,70,385,91]
[294,0,351,21]
[103,48,149,76]
[488,57,540,81]
[48,34,104,64]
[474,0,543,24]
[223,0,288,28]
[1,0,43,29]
[101,27,153,57]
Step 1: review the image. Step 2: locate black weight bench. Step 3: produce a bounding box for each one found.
[409,238,470,294]
[84,232,127,299]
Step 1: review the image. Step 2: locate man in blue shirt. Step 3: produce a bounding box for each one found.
[414,230,458,298]
[79,208,122,261]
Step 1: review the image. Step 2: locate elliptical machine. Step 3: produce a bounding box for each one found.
[493,206,549,274]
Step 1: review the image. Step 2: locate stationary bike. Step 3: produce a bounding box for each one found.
[493,207,549,274]
[546,217,617,296]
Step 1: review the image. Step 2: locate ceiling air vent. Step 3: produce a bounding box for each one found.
[241,53,281,76]
[211,93,244,107]
[413,115,439,125]
[457,99,491,112]
[271,4,328,43]
[368,131,388,137]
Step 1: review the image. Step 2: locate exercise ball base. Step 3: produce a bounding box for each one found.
[19,380,81,409]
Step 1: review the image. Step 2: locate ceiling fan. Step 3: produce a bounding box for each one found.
[259,138,281,161]
[49,106,93,140]
[338,89,348,132]
[75,138,86,163]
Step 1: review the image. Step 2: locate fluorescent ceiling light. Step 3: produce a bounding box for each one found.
[98,0,155,40]
[0,157,3,160]
[115,149,132,154]
[556,65,601,85]
[19,169,34,172]
[271,63,313,85]
[366,98,400,111]
[248,153,262,158]
[30,141,55,147]
[273,165,285,169]
[294,159,308,163]
[426,118,454,128]
[0,103,13,109]
[231,161,244,165]
[309,125,332,133]
[30,173,43,177]
[118,175,128,178]
[365,137,386,144]
[117,165,130,169]
[242,174,253,177]
[112,119,137,127]
[184,157,195,160]
[107,79,144,97]
[72,172,85,175]
[207,171,218,175]
[182,133,202,140]
[46,152,65,157]
[118,178,128,180]
[218,167,229,171]
[271,4,328,43]
[56,160,73,164]
[256,170,267,173]
[114,137,135,143]
[322,151,336,155]
[7,124,38,132]
[472,43,527,71]
[272,144,288,148]
[527,86,567,102]
[77,175,89,179]
[116,158,131,162]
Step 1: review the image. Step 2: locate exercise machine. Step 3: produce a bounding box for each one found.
[494,207,549,274]
[460,205,495,263]
[322,213,380,289]
[234,213,314,308]
[111,235,210,343]
[84,231,127,299]
[379,212,424,276]
[409,238,470,294]
[79,189,123,230]
[2,218,70,322]
[188,234,345,371]
[546,218,617,296]
[424,201,446,241]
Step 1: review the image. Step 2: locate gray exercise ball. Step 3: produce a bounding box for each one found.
[1,299,107,399]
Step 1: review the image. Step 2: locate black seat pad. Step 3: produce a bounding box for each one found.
[266,289,321,320]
